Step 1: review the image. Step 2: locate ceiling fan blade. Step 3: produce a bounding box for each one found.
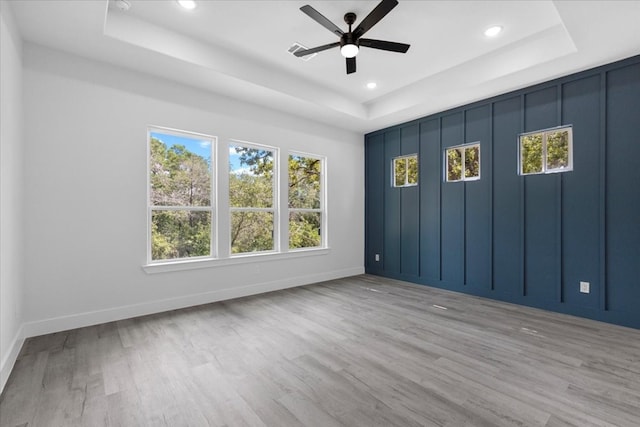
[300,5,344,37]
[294,42,341,57]
[346,57,356,74]
[359,38,410,53]
[353,0,398,39]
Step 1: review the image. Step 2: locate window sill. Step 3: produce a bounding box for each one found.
[142,247,330,274]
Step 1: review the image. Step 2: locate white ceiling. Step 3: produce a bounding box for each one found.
[9,0,640,133]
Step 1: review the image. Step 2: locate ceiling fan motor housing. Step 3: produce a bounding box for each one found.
[341,32,357,48]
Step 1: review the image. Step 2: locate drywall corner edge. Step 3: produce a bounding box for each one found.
[0,325,25,394]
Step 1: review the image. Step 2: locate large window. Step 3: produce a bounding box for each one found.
[445,142,480,182]
[288,153,324,249]
[146,128,328,269]
[393,155,418,187]
[519,126,573,175]
[148,128,214,262]
[229,142,276,254]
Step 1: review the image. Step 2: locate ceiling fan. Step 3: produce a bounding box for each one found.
[294,0,410,74]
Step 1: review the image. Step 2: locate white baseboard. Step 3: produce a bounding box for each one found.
[0,324,25,394]
[1,267,362,394]
[21,267,364,339]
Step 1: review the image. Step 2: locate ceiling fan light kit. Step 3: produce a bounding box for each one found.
[341,44,359,58]
[294,0,410,74]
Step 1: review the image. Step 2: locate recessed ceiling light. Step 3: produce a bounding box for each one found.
[177,0,197,10]
[366,82,377,90]
[484,26,502,37]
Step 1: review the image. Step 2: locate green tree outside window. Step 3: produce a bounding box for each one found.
[446,143,480,182]
[447,148,463,181]
[149,133,213,261]
[288,154,323,249]
[229,145,275,254]
[393,155,418,187]
[519,127,572,175]
[407,156,419,184]
[520,133,543,174]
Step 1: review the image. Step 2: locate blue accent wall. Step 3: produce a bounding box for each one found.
[365,55,640,329]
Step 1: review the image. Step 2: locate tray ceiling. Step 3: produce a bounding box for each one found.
[10,0,640,132]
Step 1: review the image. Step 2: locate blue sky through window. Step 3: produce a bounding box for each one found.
[151,132,249,171]
[229,145,242,173]
[151,132,211,162]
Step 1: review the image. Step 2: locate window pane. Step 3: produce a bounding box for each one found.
[394,158,406,186]
[231,211,274,254]
[407,156,419,185]
[151,210,211,260]
[465,145,480,178]
[229,145,273,208]
[150,133,211,206]
[446,148,463,181]
[546,130,570,171]
[289,211,321,249]
[289,155,321,209]
[520,133,543,174]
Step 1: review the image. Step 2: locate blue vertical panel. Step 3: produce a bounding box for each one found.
[492,96,522,296]
[419,119,441,282]
[561,75,601,308]
[364,55,640,329]
[400,125,420,277]
[464,105,491,290]
[440,113,464,287]
[524,87,559,301]
[606,63,640,315]
[384,129,402,274]
[365,134,385,273]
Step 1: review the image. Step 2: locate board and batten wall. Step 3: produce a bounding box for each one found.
[365,55,640,329]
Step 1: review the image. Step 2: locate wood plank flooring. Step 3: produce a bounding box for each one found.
[1,274,639,426]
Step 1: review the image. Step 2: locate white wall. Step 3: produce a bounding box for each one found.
[0,1,25,392]
[21,44,364,336]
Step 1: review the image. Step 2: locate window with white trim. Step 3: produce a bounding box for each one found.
[519,126,573,175]
[146,128,330,271]
[229,142,277,254]
[148,128,214,262]
[445,143,480,182]
[288,153,325,249]
[393,154,418,187]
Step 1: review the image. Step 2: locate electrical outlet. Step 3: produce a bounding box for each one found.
[375,254,380,262]
[580,281,590,294]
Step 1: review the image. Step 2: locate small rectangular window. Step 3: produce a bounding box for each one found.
[229,142,276,254]
[393,154,418,187]
[148,128,214,262]
[288,153,325,250]
[445,143,480,182]
[519,126,572,175]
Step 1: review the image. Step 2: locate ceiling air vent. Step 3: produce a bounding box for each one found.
[287,42,317,61]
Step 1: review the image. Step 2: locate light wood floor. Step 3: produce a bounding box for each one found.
[1,275,639,427]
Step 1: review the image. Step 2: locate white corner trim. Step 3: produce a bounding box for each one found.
[0,324,25,395]
[142,248,331,274]
[21,267,363,339]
